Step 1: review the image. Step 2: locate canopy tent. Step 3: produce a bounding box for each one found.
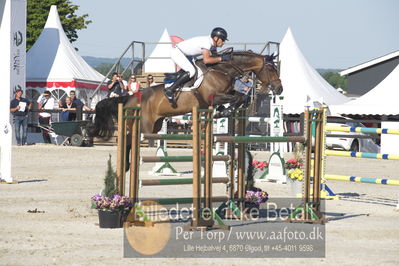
[279,28,349,114]
[143,28,179,73]
[329,64,399,115]
[26,5,106,105]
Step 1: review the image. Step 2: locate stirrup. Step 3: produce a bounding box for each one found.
[167,95,175,105]
[165,91,175,104]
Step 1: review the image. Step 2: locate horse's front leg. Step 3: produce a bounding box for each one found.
[213,92,247,118]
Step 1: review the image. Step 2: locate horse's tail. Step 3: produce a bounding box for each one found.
[88,96,132,139]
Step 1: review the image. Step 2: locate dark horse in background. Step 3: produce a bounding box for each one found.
[90,51,283,141]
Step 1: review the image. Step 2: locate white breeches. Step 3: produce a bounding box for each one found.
[170,48,196,78]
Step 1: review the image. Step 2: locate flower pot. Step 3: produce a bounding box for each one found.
[98,210,122,228]
[287,178,303,197]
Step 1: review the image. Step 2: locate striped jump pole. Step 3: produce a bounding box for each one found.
[214,135,306,143]
[325,150,399,160]
[141,155,230,163]
[157,196,228,205]
[325,126,399,135]
[324,123,399,190]
[142,133,196,141]
[324,174,399,186]
[233,116,270,123]
[140,177,229,186]
[171,115,270,123]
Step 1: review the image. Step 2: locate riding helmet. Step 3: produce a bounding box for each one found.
[211,27,228,41]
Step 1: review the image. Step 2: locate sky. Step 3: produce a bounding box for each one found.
[71,0,399,69]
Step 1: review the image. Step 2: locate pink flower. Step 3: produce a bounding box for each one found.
[251,160,268,170]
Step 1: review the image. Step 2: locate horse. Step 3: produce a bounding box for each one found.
[90,51,283,140]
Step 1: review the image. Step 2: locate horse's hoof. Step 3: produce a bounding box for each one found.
[215,109,232,118]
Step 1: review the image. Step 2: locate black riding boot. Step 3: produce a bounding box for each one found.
[164,71,190,104]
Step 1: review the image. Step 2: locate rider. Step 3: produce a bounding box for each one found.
[164,27,231,104]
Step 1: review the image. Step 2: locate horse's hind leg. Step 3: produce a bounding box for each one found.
[125,133,132,172]
[125,143,131,172]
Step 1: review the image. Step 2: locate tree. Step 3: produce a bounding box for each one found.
[322,72,347,89]
[95,62,115,77]
[103,154,116,197]
[27,0,91,51]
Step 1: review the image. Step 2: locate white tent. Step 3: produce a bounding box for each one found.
[143,28,176,73]
[330,64,399,115]
[26,5,106,105]
[279,28,349,114]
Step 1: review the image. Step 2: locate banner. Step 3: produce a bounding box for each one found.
[0,0,26,182]
[10,0,26,96]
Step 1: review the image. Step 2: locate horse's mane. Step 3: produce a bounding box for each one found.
[231,50,259,56]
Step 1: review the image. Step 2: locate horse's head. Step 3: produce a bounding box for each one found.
[255,53,283,95]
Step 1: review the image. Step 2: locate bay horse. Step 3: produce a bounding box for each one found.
[90,51,283,140]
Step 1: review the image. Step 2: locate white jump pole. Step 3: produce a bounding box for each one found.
[0,0,26,182]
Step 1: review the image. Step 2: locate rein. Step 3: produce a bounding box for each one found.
[203,52,280,89]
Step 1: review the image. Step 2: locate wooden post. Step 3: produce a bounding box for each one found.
[121,107,128,195]
[116,103,125,195]
[286,107,326,224]
[204,107,213,210]
[228,116,235,201]
[191,106,201,228]
[237,109,246,211]
[313,109,325,213]
[303,108,312,220]
[129,106,141,206]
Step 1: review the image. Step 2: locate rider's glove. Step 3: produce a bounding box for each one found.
[221,54,231,61]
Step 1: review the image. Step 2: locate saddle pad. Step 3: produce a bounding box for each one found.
[181,67,203,92]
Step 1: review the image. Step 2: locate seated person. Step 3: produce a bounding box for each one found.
[59,97,77,121]
[234,74,253,107]
[58,90,92,111]
[234,74,253,94]
[146,75,156,88]
[37,90,55,143]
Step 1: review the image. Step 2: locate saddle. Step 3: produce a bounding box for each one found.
[163,61,207,92]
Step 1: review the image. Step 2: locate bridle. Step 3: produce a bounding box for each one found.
[257,58,281,91]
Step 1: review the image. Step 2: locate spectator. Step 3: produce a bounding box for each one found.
[107,72,126,97]
[119,73,128,87]
[9,88,32,146]
[234,74,253,94]
[234,74,253,107]
[59,97,77,121]
[37,90,55,143]
[58,90,92,112]
[126,75,142,100]
[146,74,156,88]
